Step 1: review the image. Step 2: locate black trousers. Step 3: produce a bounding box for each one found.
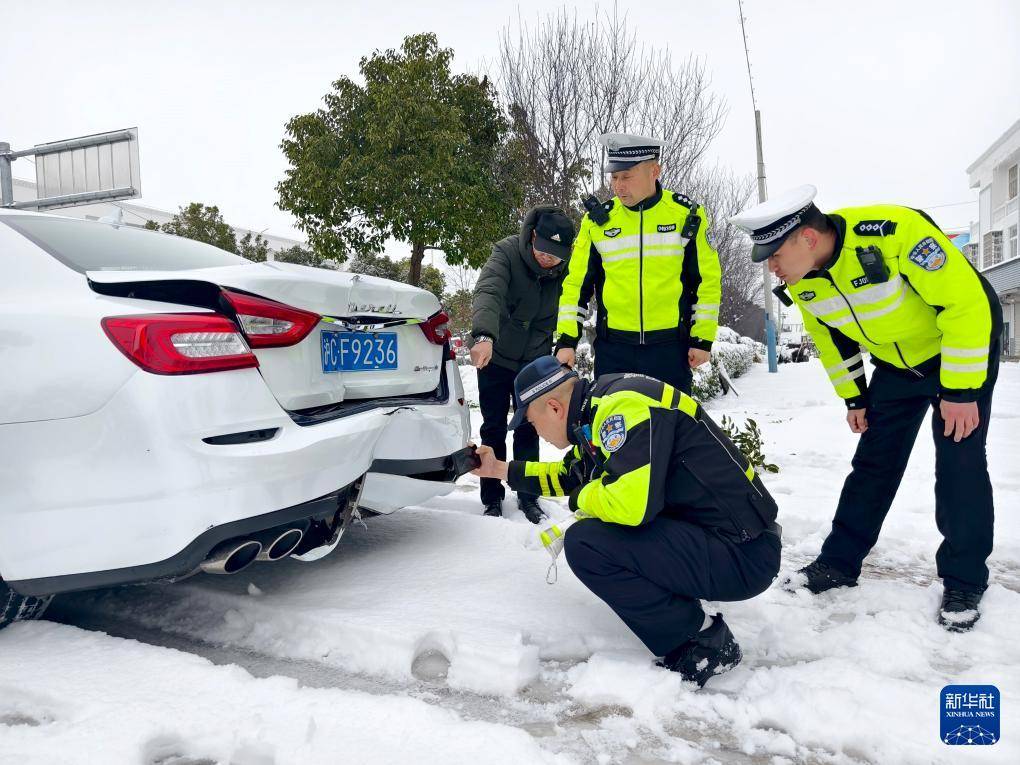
[477,362,540,505]
[594,338,693,394]
[818,363,998,592]
[564,516,781,656]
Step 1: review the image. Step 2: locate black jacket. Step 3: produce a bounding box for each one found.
[471,205,569,372]
[508,374,780,541]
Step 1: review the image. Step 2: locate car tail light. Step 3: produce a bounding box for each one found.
[102,314,259,375]
[420,310,452,345]
[222,289,321,348]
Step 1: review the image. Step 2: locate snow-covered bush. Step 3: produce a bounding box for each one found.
[691,326,757,402]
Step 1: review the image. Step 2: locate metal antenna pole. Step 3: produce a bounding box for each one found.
[0,142,13,207]
[738,1,778,373]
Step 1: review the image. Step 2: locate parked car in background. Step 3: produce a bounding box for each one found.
[0,210,470,628]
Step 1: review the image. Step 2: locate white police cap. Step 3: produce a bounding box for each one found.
[730,184,819,262]
[600,133,668,172]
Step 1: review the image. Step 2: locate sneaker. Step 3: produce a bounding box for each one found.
[938,588,983,633]
[482,501,503,518]
[782,559,858,594]
[657,613,742,687]
[517,496,545,524]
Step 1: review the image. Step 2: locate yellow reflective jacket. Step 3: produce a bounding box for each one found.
[555,184,721,351]
[506,374,778,539]
[788,205,1002,407]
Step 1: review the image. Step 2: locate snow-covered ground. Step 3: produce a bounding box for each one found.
[2,360,1018,764]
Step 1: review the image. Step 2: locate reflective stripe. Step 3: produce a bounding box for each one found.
[831,366,866,386]
[558,304,588,318]
[849,275,904,307]
[693,312,718,322]
[942,346,988,358]
[550,469,563,496]
[800,275,907,319]
[942,361,988,373]
[826,353,863,375]
[692,302,719,311]
[594,232,689,256]
[854,288,907,320]
[602,249,684,264]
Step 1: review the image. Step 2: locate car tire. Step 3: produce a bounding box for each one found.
[0,577,53,630]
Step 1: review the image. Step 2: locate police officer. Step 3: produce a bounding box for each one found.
[471,356,781,686]
[554,133,722,393]
[470,207,576,523]
[731,186,1002,632]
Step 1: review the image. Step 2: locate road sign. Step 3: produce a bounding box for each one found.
[0,128,141,210]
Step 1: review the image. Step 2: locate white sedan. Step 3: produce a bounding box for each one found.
[0,210,470,627]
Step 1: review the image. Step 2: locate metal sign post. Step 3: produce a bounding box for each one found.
[0,128,141,210]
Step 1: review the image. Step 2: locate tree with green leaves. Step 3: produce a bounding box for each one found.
[149,203,238,252]
[237,231,269,262]
[277,33,522,286]
[274,244,323,267]
[348,251,446,301]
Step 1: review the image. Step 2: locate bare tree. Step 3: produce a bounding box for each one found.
[690,165,764,338]
[499,4,727,216]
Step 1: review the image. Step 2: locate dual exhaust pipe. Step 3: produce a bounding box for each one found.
[199,526,305,575]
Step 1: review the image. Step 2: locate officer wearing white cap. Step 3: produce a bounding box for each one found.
[731,186,1002,632]
[473,356,781,687]
[554,132,722,394]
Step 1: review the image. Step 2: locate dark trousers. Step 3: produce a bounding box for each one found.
[477,362,540,505]
[594,338,693,394]
[818,363,998,592]
[564,516,781,655]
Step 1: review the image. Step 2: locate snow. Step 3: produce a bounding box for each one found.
[2,359,1019,764]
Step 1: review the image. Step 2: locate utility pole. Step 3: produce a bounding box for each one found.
[739,1,778,373]
[0,142,13,206]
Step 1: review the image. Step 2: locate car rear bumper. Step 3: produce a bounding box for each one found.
[0,359,469,588]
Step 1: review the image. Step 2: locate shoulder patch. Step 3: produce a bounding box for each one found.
[907,237,947,271]
[798,290,816,301]
[672,192,694,208]
[853,220,898,237]
[604,227,621,238]
[657,223,677,233]
[599,414,627,453]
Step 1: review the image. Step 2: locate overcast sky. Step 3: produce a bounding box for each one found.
[2,0,1017,252]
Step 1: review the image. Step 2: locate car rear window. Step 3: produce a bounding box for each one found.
[2,214,250,273]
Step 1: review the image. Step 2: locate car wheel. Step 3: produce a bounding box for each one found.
[0,577,53,630]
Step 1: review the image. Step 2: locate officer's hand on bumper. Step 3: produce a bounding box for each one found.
[847,408,868,434]
[470,445,509,480]
[688,348,711,369]
[555,348,576,368]
[940,400,980,443]
[470,340,493,369]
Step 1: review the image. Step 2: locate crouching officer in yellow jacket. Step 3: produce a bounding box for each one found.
[732,185,1002,632]
[554,133,721,393]
[471,356,781,686]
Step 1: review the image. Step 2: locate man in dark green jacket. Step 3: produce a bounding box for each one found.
[471,206,576,522]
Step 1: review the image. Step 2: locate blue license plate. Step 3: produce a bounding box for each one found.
[321,331,398,372]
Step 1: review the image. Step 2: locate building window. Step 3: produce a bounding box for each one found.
[1010,164,1019,200]
[983,231,1003,268]
[1010,225,1019,261]
[963,242,981,267]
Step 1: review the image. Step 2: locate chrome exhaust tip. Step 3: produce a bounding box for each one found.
[256,527,304,562]
[199,539,262,575]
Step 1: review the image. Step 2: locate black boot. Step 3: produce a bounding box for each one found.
[483,501,503,518]
[657,613,742,688]
[517,496,545,524]
[938,587,983,633]
[782,559,858,594]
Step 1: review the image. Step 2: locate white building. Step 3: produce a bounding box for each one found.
[966,118,1020,358]
[9,177,305,255]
